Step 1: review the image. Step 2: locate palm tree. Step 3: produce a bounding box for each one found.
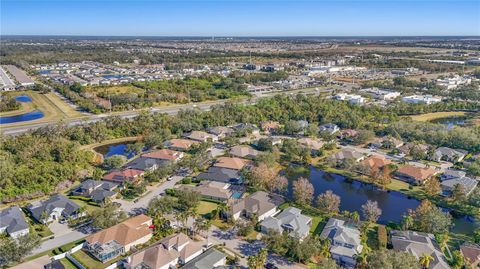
[320,239,331,258]
[419,253,434,269]
[439,234,450,252]
[356,252,368,269]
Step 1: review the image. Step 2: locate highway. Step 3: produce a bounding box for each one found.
[1,87,332,136]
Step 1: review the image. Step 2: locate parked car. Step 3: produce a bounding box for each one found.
[265,263,279,269]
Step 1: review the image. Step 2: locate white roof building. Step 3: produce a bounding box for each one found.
[402,95,442,105]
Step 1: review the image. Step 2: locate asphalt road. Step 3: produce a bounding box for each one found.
[1,87,331,136]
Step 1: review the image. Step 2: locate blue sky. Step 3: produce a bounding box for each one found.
[1,0,479,36]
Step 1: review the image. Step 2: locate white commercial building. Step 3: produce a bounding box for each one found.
[360,88,401,101]
[402,95,442,105]
[334,93,365,104]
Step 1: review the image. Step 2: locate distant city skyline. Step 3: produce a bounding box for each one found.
[1,0,479,36]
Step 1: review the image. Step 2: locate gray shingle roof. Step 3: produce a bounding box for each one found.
[181,248,226,269]
[27,194,80,222]
[390,230,450,269]
[0,206,29,234]
[260,207,312,239]
[197,167,242,184]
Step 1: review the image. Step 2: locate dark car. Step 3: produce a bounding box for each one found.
[265,263,279,269]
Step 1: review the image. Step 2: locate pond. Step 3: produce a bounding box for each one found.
[94,142,140,159]
[15,95,33,102]
[430,116,467,129]
[0,110,45,124]
[287,167,478,234]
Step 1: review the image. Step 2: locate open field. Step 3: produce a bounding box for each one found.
[85,85,145,94]
[44,91,84,118]
[408,111,468,122]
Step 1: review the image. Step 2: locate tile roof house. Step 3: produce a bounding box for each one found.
[213,157,252,170]
[102,168,144,184]
[27,194,82,224]
[433,147,468,163]
[360,154,392,173]
[229,145,260,159]
[229,191,283,221]
[85,214,153,263]
[329,149,365,163]
[390,230,450,269]
[297,137,325,152]
[207,126,234,138]
[181,248,227,269]
[0,206,29,238]
[196,167,243,184]
[260,121,280,134]
[70,180,117,203]
[163,139,199,151]
[184,131,218,143]
[260,207,312,239]
[142,149,184,162]
[460,243,480,268]
[320,218,363,269]
[125,233,205,269]
[395,165,438,185]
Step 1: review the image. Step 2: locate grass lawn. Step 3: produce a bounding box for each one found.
[72,250,105,269]
[211,219,233,230]
[197,201,219,215]
[68,197,100,213]
[243,230,259,241]
[365,225,379,250]
[310,216,326,235]
[59,258,78,269]
[408,111,467,122]
[44,91,84,118]
[33,223,54,238]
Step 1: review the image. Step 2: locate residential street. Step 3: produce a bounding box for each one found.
[31,222,86,255]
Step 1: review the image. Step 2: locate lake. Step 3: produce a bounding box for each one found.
[288,167,478,234]
[0,110,45,124]
[94,142,140,159]
[15,95,33,102]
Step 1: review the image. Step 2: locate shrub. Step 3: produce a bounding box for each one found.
[377,225,388,249]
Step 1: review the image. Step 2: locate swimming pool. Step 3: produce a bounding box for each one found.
[231,192,243,199]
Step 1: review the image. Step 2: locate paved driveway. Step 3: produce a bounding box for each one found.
[208,226,304,269]
[32,222,86,255]
[115,176,183,214]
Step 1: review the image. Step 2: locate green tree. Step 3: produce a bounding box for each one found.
[419,253,434,269]
[103,154,127,169]
[316,190,341,215]
[0,234,41,267]
[89,203,127,229]
[367,249,420,269]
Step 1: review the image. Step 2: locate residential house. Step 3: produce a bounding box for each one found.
[360,154,392,174]
[398,143,429,156]
[124,156,167,172]
[180,248,227,269]
[297,137,324,153]
[184,181,237,202]
[433,147,468,162]
[0,206,29,238]
[460,243,480,268]
[231,123,260,136]
[70,179,118,203]
[184,131,218,143]
[260,121,280,134]
[213,157,252,171]
[196,167,243,185]
[320,218,363,269]
[27,194,82,224]
[163,139,199,151]
[395,165,438,185]
[260,207,312,239]
[103,168,144,184]
[44,260,65,269]
[207,126,234,138]
[319,123,340,135]
[125,233,205,269]
[441,169,467,181]
[381,137,404,149]
[85,214,153,263]
[390,230,450,269]
[229,191,283,221]
[142,149,184,162]
[441,175,478,197]
[329,149,365,165]
[229,145,260,159]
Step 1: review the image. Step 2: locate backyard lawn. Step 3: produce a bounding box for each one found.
[59,258,78,269]
[310,216,326,235]
[197,201,219,215]
[72,250,105,269]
